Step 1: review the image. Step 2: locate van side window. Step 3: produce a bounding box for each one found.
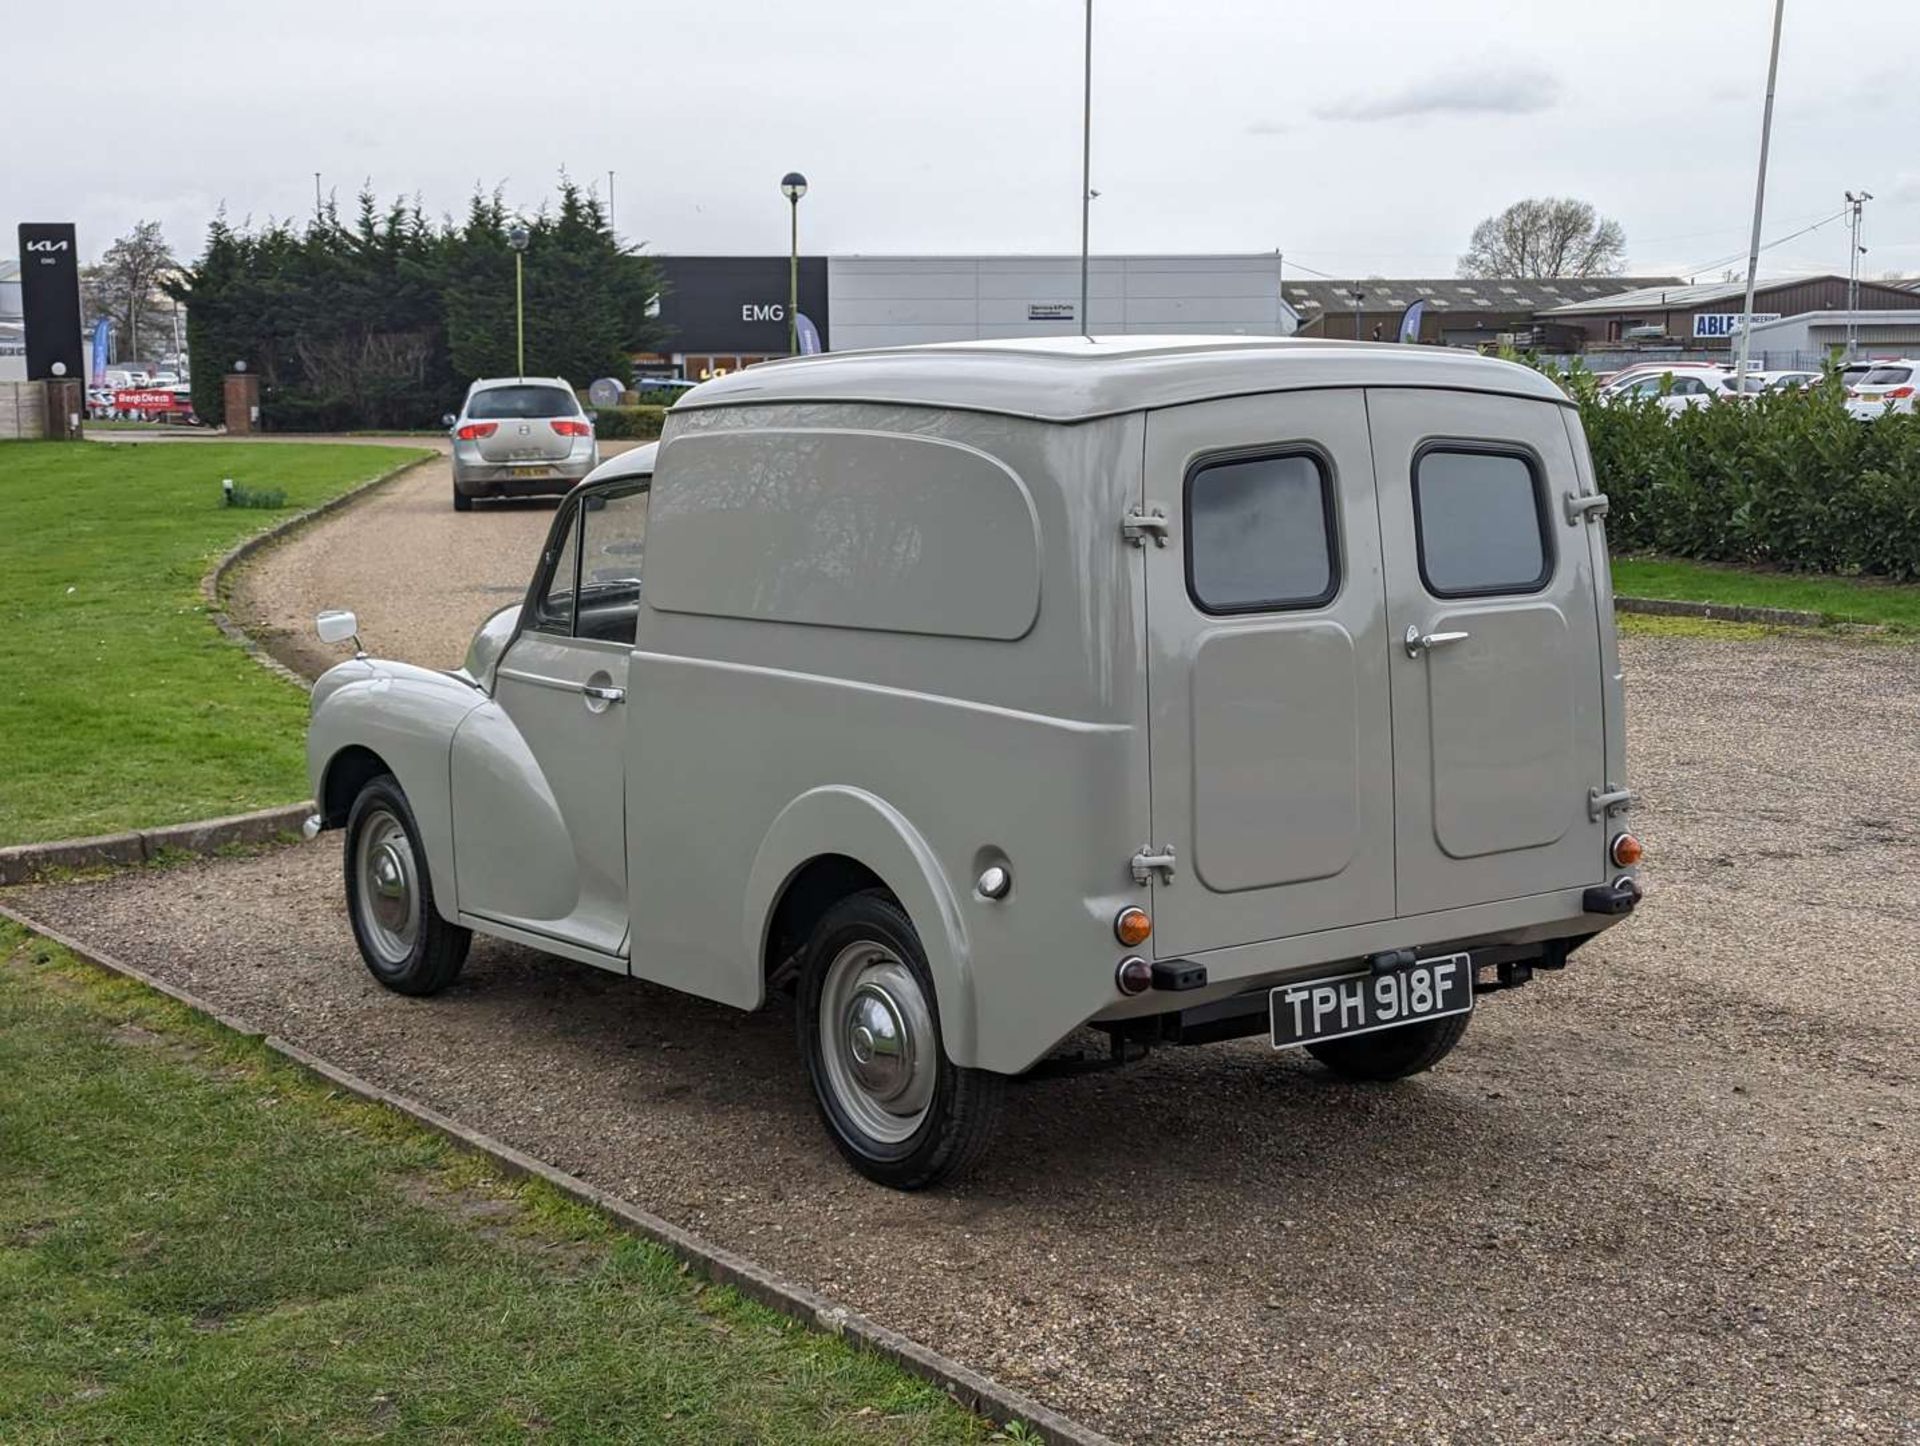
[575,484,648,645]
[1412,448,1550,597]
[532,503,581,635]
[1185,451,1338,614]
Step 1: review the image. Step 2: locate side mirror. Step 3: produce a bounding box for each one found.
[441,413,457,430]
[315,609,361,648]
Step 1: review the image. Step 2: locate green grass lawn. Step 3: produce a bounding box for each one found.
[0,923,1005,1444]
[1611,555,1920,631]
[0,440,430,846]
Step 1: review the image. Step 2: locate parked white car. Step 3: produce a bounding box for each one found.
[305,338,1641,1189]
[1601,366,1731,412]
[1846,359,1918,419]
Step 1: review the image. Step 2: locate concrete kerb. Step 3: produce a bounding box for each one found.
[0,900,1116,1446]
[201,449,439,693]
[1615,594,1826,629]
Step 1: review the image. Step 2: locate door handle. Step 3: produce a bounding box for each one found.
[582,683,625,704]
[1404,624,1470,658]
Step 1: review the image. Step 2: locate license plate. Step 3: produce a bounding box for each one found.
[509,466,550,478]
[1269,952,1472,1050]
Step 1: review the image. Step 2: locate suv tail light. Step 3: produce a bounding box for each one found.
[551,418,592,437]
[1886,386,1915,401]
[456,422,497,441]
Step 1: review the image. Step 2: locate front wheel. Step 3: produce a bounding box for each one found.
[343,775,470,996]
[796,893,1003,1190]
[1308,1012,1470,1081]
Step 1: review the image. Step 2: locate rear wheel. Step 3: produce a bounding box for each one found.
[343,775,470,996]
[1308,1012,1470,1081]
[452,486,473,512]
[796,893,1003,1190]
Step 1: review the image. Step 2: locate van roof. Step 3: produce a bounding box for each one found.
[674,335,1571,423]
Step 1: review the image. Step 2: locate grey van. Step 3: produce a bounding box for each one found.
[307,336,1640,1189]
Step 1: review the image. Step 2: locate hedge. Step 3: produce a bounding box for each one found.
[1569,375,1920,580]
[591,405,668,441]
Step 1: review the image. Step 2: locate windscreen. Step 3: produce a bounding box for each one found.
[468,385,579,419]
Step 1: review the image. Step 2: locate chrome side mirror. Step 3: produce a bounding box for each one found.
[315,608,362,653]
[441,412,457,429]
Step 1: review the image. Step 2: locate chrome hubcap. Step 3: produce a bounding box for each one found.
[354,809,419,967]
[819,942,937,1144]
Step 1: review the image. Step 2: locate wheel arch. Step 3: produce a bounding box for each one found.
[745,787,978,1067]
[318,744,393,829]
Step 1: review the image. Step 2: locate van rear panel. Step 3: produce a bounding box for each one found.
[1143,387,1613,960]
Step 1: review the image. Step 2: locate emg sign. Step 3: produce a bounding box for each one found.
[741,303,786,323]
[1693,312,1781,339]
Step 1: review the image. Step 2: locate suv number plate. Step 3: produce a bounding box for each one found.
[1269,953,1472,1050]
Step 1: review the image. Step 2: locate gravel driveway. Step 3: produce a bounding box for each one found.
[13,619,1919,1443]
[230,444,645,679]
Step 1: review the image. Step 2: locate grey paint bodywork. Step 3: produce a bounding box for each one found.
[309,339,1633,1077]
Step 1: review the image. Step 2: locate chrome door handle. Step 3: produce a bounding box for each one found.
[582,683,625,705]
[1404,625,1470,658]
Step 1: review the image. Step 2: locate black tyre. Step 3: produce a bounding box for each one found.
[796,892,1003,1190]
[1308,1012,1471,1082]
[452,487,474,512]
[343,774,470,996]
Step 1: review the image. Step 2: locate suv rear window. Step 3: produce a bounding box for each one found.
[1861,367,1913,386]
[1186,451,1338,613]
[468,385,579,419]
[1412,448,1551,597]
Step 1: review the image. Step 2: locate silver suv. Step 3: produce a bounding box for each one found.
[445,377,598,511]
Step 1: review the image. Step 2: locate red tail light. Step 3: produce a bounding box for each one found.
[551,418,592,437]
[1887,387,1915,401]
[456,422,497,441]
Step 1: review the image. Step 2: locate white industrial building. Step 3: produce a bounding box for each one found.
[825,254,1299,351]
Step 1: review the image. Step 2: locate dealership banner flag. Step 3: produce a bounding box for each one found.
[89,318,110,385]
[1397,300,1426,344]
[796,312,823,355]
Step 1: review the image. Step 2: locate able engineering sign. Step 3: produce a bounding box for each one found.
[1693,312,1781,340]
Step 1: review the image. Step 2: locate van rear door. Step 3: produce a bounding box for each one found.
[1366,389,1609,917]
[1141,391,1397,959]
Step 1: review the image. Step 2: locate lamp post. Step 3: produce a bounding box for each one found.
[507,223,531,378]
[781,172,808,355]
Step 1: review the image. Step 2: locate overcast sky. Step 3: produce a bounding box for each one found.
[6,0,1917,281]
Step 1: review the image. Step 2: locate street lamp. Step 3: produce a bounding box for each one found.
[507,223,531,378]
[780,172,808,355]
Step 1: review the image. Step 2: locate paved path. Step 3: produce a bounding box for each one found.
[13,621,1919,1443]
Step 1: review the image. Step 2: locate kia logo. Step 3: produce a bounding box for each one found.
[25,239,70,252]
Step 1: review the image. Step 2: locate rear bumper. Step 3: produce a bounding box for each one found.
[452,453,598,497]
[1088,879,1633,1026]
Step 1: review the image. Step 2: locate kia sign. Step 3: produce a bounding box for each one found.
[1693,312,1780,340]
[18,223,84,381]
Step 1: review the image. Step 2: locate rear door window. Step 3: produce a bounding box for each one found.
[1412,448,1551,598]
[469,385,580,419]
[1185,451,1338,613]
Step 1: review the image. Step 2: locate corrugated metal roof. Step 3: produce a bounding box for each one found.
[1280,276,1681,314]
[1537,275,1835,315]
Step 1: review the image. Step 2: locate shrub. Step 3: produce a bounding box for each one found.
[592,405,668,441]
[1562,367,1920,579]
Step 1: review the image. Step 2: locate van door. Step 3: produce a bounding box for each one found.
[1366,389,1608,918]
[1143,392,1396,959]
[450,482,648,958]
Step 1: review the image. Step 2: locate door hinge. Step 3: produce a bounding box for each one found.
[1588,784,1633,821]
[1565,491,1611,525]
[1122,507,1170,547]
[1130,845,1177,885]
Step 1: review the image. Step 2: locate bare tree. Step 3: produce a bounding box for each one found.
[1458,197,1626,279]
[82,221,176,365]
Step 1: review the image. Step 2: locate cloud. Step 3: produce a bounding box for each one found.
[1314,64,1561,123]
